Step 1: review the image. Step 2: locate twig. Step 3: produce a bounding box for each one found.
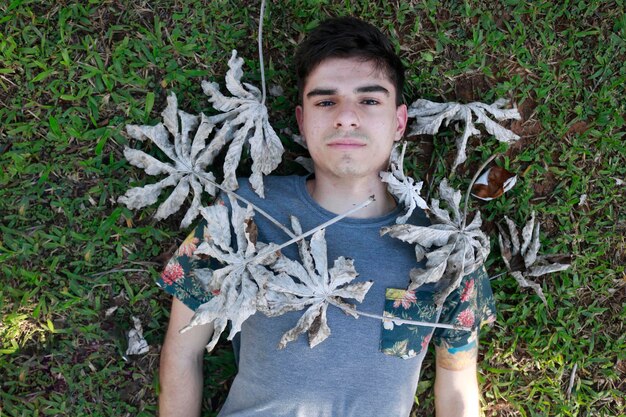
[461,153,499,229]
[330,300,470,332]
[258,0,267,105]
[91,268,150,278]
[0,73,17,87]
[567,363,578,400]
[128,260,161,267]
[397,141,407,167]
[197,172,297,239]
[489,271,506,281]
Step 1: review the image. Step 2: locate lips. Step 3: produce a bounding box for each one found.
[327,136,367,148]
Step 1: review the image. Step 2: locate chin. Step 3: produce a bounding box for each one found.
[333,167,376,179]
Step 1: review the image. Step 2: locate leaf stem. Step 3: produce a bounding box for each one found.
[258,0,267,105]
[196,172,296,239]
[329,300,471,332]
[566,363,578,399]
[461,153,499,229]
[488,271,506,281]
[91,268,150,278]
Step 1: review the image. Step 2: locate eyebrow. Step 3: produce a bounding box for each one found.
[356,85,390,95]
[306,84,390,98]
[306,88,336,98]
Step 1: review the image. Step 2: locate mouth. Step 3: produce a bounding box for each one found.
[327,137,367,149]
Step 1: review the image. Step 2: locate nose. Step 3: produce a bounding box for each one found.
[334,103,359,129]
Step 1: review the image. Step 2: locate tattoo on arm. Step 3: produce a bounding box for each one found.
[435,340,478,371]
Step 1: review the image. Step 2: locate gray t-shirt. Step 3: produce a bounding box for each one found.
[158,175,496,417]
[219,175,430,417]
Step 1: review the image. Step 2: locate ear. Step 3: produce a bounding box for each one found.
[394,104,408,142]
[295,105,304,136]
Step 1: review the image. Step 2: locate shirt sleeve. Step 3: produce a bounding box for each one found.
[433,265,497,349]
[156,218,217,311]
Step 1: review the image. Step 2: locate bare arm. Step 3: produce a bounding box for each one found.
[159,297,214,417]
[434,341,480,417]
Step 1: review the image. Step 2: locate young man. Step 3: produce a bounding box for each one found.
[158,17,495,417]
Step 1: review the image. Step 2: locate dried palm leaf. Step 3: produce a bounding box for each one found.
[181,194,279,351]
[119,93,218,228]
[407,98,521,169]
[381,180,490,306]
[498,212,571,305]
[201,50,284,197]
[380,142,428,224]
[259,217,373,348]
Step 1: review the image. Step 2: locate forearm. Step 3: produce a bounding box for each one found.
[434,369,479,417]
[159,346,205,417]
[434,342,480,417]
[159,298,213,417]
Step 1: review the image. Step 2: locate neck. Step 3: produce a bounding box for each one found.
[306,174,396,219]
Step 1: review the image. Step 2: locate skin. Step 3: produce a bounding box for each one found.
[435,342,480,417]
[159,56,481,417]
[296,57,407,218]
[159,298,214,417]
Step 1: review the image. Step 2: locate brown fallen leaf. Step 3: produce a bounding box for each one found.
[471,166,517,201]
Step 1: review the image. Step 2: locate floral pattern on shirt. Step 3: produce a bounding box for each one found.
[392,289,417,309]
[161,261,185,285]
[433,266,496,349]
[176,233,200,257]
[380,266,496,360]
[156,218,219,311]
[380,288,439,359]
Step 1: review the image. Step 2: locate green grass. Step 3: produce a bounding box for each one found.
[1,1,625,416]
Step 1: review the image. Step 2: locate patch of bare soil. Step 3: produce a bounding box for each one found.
[565,120,590,136]
[453,73,494,103]
[508,98,543,146]
[535,207,561,237]
[532,171,559,199]
[484,402,523,417]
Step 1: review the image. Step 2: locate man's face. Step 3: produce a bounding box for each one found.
[296,57,407,182]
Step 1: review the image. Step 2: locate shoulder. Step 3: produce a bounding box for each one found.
[236,174,301,190]
[405,206,430,227]
[217,176,308,228]
[233,175,305,201]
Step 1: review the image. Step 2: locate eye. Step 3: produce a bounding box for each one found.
[361,98,380,105]
[316,100,335,107]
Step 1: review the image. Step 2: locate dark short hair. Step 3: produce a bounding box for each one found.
[294,16,405,106]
